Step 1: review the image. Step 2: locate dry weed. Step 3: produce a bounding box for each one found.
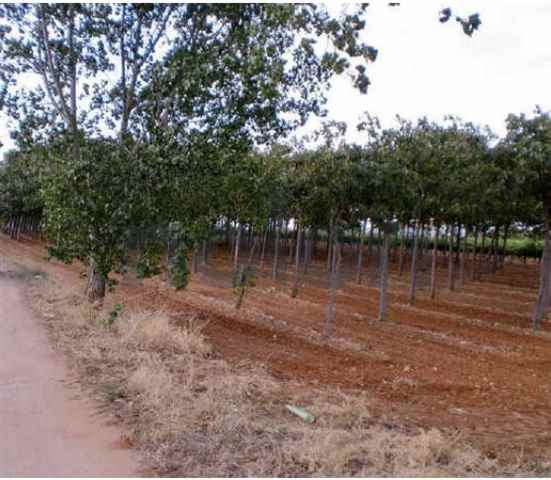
[118,309,211,357]
[24,272,544,477]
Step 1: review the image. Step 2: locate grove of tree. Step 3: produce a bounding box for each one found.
[2,4,550,330]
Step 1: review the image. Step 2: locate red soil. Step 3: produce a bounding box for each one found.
[2,235,551,460]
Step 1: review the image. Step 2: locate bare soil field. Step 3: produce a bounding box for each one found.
[1,234,551,473]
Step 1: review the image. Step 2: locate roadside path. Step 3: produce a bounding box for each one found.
[0,268,136,476]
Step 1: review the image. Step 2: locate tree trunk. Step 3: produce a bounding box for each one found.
[291,225,303,298]
[302,229,311,275]
[447,223,455,291]
[500,223,510,269]
[367,220,374,271]
[419,223,426,261]
[378,225,391,322]
[247,235,259,264]
[356,221,366,284]
[408,221,420,305]
[85,259,106,303]
[312,228,319,259]
[376,227,382,265]
[288,223,295,265]
[192,245,199,274]
[236,238,260,311]
[326,220,334,272]
[233,222,241,269]
[455,223,461,265]
[259,227,269,270]
[225,219,231,249]
[201,239,208,265]
[479,228,487,280]
[491,225,499,274]
[533,218,551,330]
[165,234,172,286]
[325,231,341,337]
[471,225,479,281]
[397,224,406,277]
[459,224,466,288]
[272,221,280,281]
[430,223,440,300]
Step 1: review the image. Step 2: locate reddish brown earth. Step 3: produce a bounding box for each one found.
[2,235,551,461]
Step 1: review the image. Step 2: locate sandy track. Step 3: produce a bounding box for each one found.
[0,272,136,477]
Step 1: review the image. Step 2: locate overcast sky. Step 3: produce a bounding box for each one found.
[302,0,551,143]
[1,0,550,154]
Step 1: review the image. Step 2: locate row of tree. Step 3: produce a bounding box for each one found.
[1,111,550,329]
[4,5,549,331]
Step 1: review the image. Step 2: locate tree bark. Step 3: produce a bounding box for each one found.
[378,225,391,322]
[326,220,334,272]
[533,216,551,330]
[225,219,231,249]
[419,223,426,261]
[259,227,269,270]
[500,223,510,269]
[272,221,280,281]
[235,237,260,311]
[471,225,479,281]
[479,228,487,280]
[201,238,208,265]
[356,221,366,284]
[165,233,172,286]
[233,222,241,269]
[459,224,466,288]
[447,223,455,291]
[455,223,461,265]
[291,225,303,298]
[430,223,440,300]
[376,227,382,266]
[408,221,420,305]
[325,230,341,337]
[397,224,406,277]
[192,245,199,274]
[247,235,259,264]
[302,229,311,275]
[85,259,106,303]
[367,220,374,271]
[288,223,295,264]
[491,225,499,274]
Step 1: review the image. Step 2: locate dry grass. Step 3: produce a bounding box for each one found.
[24,272,546,476]
[118,309,212,357]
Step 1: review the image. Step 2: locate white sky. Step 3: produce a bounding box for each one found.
[2,0,551,154]
[302,0,551,143]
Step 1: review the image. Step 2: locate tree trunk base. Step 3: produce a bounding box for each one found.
[85,263,106,304]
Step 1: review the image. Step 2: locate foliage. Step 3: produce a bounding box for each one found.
[169,247,190,290]
[136,244,163,280]
[0,148,46,221]
[105,303,123,327]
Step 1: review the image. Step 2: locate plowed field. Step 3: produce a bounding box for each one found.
[2,235,550,461]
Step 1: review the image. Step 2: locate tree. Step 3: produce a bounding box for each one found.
[358,114,406,321]
[505,109,551,329]
[1,4,381,301]
[0,148,46,239]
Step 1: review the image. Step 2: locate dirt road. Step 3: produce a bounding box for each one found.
[0,270,136,476]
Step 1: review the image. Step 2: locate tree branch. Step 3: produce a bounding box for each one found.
[37,4,71,128]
